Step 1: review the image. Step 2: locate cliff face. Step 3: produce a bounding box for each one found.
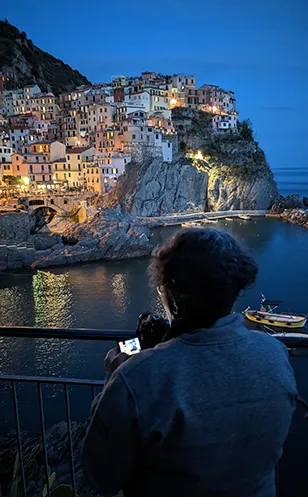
[100,158,208,217]
[206,141,278,211]
[101,142,278,216]
[0,21,90,94]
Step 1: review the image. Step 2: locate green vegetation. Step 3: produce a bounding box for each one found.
[2,175,22,185]
[0,20,90,94]
[7,453,76,497]
[238,119,254,142]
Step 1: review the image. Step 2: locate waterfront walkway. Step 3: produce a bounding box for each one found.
[137,210,268,226]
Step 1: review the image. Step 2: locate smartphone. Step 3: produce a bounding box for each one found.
[118,337,141,355]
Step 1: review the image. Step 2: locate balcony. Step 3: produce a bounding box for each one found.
[0,327,308,497]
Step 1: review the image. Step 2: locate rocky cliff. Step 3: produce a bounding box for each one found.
[100,136,278,216]
[100,157,208,217]
[0,21,90,94]
[205,141,278,211]
[0,209,152,271]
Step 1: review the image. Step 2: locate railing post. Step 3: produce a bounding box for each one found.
[64,384,77,496]
[12,381,27,497]
[37,383,51,497]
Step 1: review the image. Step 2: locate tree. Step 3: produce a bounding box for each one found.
[3,175,22,185]
[238,119,254,142]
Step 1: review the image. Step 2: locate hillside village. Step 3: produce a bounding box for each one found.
[0,69,238,196]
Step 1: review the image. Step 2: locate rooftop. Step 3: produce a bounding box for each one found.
[66,146,92,154]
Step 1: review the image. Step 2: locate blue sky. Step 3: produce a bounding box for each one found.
[2,0,308,171]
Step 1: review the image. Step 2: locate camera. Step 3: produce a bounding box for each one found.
[136,312,170,350]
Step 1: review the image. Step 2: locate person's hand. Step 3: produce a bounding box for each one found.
[104,347,129,376]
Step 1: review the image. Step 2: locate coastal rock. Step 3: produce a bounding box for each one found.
[100,136,278,215]
[207,167,278,211]
[0,212,36,241]
[100,158,208,217]
[280,209,308,228]
[270,194,304,214]
[303,197,308,207]
[31,233,62,251]
[31,208,153,269]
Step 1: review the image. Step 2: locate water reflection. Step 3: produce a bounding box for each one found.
[32,271,73,328]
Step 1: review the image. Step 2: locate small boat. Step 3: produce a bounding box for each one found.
[238,215,251,221]
[181,221,202,228]
[244,295,307,329]
[202,219,218,224]
[225,217,234,221]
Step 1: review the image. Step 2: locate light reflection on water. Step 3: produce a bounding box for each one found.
[0,218,307,381]
[0,219,308,497]
[32,271,74,328]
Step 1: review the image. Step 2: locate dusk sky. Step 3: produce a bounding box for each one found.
[2,0,308,173]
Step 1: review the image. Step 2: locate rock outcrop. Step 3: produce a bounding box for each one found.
[100,138,278,216]
[268,208,308,228]
[0,209,153,271]
[100,158,208,217]
[205,140,279,211]
[270,194,305,214]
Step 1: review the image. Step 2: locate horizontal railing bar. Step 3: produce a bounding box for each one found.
[1,327,308,349]
[0,375,106,386]
[0,326,134,341]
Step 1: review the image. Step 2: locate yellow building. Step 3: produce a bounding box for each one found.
[54,146,96,188]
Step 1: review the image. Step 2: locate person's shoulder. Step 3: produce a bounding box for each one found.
[247,328,288,350]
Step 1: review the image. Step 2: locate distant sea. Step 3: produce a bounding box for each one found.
[273,166,308,198]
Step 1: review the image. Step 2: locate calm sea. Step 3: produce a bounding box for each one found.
[273,166,308,198]
[0,219,308,495]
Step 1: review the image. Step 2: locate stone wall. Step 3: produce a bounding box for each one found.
[0,212,36,241]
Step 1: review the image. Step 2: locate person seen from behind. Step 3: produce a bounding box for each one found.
[82,228,297,497]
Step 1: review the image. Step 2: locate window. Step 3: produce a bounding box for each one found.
[64,173,66,179]
[132,134,136,140]
[63,164,66,170]
[30,165,33,173]
[68,173,71,178]
[41,165,45,172]
[49,175,52,181]
[78,164,81,171]
[42,174,45,181]
[43,156,46,162]
[156,134,159,139]
[141,135,143,140]
[168,142,171,148]
[96,169,98,174]
[48,165,51,172]
[33,146,36,152]
[67,155,70,160]
[77,155,80,159]
[36,157,39,162]
[17,165,20,171]
[68,164,71,170]
[2,157,5,163]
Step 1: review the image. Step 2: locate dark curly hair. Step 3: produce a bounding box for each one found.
[150,228,258,326]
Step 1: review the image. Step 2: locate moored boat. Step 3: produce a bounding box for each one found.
[225,217,234,221]
[244,295,307,329]
[238,215,251,220]
[202,219,218,224]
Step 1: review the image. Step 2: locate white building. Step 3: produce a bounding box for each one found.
[212,114,238,133]
[0,142,13,164]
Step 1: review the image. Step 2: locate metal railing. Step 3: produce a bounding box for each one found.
[1,326,308,497]
[0,327,131,497]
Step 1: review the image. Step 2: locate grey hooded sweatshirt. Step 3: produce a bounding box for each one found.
[82,314,297,497]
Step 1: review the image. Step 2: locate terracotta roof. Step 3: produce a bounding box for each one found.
[66,146,91,154]
[52,158,66,162]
